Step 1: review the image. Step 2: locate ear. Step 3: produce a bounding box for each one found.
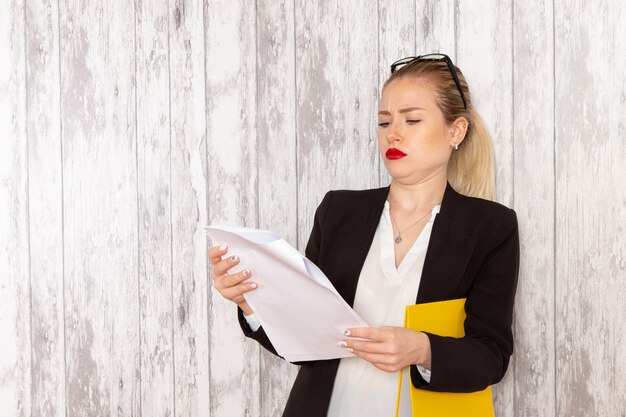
[448,116,469,148]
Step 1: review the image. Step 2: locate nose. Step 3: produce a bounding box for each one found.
[385,121,401,145]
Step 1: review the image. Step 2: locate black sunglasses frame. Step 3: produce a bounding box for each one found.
[390,54,468,109]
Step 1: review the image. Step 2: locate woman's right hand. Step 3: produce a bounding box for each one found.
[208,245,257,316]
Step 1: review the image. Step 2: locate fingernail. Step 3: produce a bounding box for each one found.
[343,329,351,336]
[230,255,238,262]
[219,245,228,251]
[250,283,257,289]
[337,341,347,348]
[243,269,250,276]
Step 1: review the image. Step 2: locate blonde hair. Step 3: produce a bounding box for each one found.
[383,59,495,200]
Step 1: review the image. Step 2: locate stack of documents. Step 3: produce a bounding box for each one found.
[206,225,369,362]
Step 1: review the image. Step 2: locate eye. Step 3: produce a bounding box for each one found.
[406,119,421,125]
[378,122,390,127]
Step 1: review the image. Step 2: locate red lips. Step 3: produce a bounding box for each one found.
[385,148,407,160]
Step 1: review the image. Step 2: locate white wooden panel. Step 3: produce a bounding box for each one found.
[59,0,140,415]
[135,1,175,416]
[205,1,260,416]
[256,1,299,415]
[295,0,379,252]
[377,0,415,187]
[414,0,455,56]
[0,1,31,415]
[512,2,556,416]
[168,0,210,415]
[456,2,515,416]
[555,1,626,416]
[24,1,66,416]
[379,0,415,81]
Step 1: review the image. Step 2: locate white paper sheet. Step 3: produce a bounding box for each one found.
[207,224,369,362]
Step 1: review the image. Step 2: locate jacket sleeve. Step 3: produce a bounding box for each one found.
[411,208,520,392]
[304,191,332,267]
[236,191,334,361]
[236,306,280,356]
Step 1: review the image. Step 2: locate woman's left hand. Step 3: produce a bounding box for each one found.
[341,327,432,373]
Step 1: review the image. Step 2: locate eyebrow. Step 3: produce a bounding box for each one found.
[378,107,425,116]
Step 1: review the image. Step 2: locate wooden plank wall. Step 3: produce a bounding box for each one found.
[1,1,624,416]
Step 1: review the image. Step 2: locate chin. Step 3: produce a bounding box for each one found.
[386,169,421,183]
[386,167,438,185]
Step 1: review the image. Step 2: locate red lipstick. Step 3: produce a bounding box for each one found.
[385,148,407,160]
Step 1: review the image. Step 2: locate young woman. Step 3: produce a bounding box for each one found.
[209,54,520,417]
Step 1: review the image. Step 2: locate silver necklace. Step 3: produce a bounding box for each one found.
[389,208,432,244]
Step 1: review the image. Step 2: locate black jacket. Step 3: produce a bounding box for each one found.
[238,183,520,417]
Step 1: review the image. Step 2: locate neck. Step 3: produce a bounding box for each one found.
[387,175,447,212]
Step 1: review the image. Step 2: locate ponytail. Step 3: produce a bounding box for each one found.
[447,109,495,200]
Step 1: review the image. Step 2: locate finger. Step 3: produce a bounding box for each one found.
[208,245,228,264]
[350,350,395,367]
[220,281,258,301]
[345,327,384,341]
[210,254,240,278]
[344,339,388,354]
[350,349,404,372]
[221,269,253,288]
[214,268,251,289]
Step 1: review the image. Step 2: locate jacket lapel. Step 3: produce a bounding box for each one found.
[340,186,389,307]
[416,183,466,303]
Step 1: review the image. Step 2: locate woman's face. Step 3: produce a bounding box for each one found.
[377,77,458,185]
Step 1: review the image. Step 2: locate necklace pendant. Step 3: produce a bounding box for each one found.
[394,235,402,244]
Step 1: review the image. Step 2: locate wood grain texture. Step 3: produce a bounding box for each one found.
[135,0,175,416]
[512,2,556,416]
[295,0,380,252]
[168,0,211,416]
[555,1,626,416]
[24,1,65,416]
[0,1,31,415]
[59,0,140,416]
[414,0,455,55]
[205,1,260,416]
[456,2,515,416]
[256,1,299,415]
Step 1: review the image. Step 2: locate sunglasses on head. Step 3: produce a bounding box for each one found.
[390,54,468,109]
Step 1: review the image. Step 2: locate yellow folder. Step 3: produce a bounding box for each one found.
[395,298,495,417]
